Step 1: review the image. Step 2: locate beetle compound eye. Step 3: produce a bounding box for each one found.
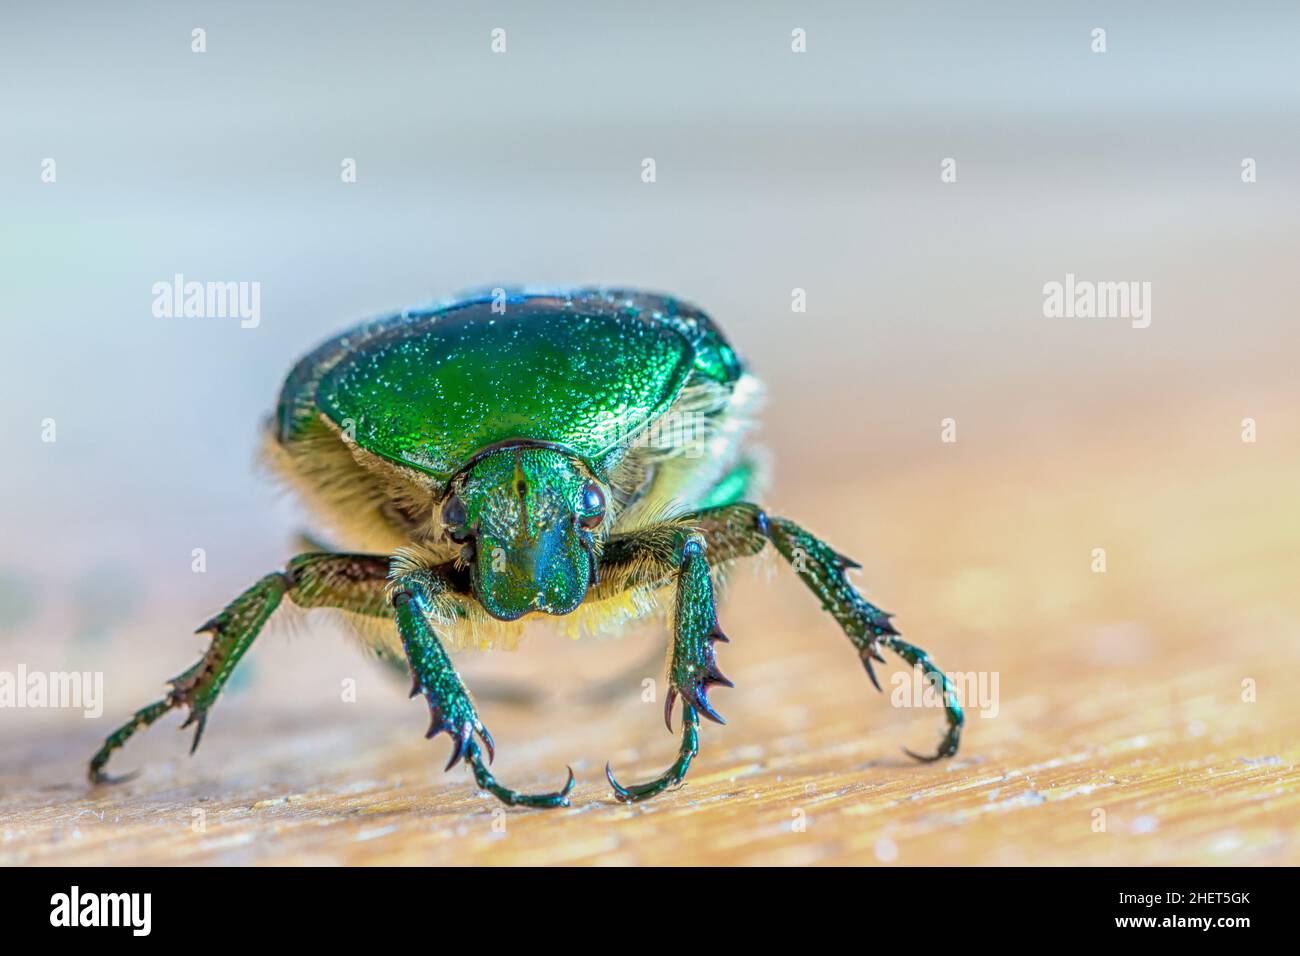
[442,494,470,540]
[578,482,606,529]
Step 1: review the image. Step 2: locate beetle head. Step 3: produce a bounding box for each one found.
[439,444,606,621]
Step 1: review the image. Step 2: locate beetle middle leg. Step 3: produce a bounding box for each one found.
[89,551,393,783]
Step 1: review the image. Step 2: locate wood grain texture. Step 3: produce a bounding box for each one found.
[2,400,1297,866]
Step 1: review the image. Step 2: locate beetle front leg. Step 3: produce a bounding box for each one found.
[606,532,727,802]
[89,552,393,783]
[679,502,963,762]
[389,569,574,809]
[89,571,288,783]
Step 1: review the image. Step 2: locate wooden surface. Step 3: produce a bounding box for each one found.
[2,399,1297,866]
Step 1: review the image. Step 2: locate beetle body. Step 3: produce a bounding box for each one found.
[91,287,961,807]
[264,288,763,649]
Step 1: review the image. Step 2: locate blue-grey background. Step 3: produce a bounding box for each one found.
[6,0,1300,547]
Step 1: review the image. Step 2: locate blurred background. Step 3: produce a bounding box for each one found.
[1,1,1297,865]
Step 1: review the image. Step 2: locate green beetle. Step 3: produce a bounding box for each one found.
[90,287,962,806]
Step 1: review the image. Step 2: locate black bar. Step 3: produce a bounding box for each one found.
[0,866,1280,941]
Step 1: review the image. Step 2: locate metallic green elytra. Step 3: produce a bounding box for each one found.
[90,287,963,807]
